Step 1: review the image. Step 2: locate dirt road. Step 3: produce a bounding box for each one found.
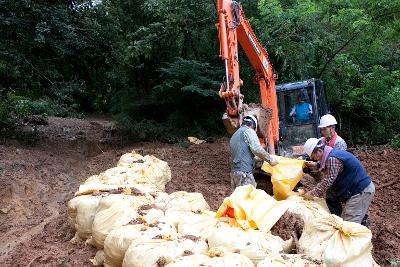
[0,117,398,266]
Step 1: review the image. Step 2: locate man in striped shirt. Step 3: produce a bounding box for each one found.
[301,138,375,226]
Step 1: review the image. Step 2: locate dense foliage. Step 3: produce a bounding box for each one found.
[1,0,399,144]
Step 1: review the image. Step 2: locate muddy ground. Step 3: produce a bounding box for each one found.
[0,117,399,266]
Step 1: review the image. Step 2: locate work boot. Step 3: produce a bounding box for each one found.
[361,214,370,228]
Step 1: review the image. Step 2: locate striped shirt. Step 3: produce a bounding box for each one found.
[242,128,272,163]
[310,157,344,197]
[321,135,347,151]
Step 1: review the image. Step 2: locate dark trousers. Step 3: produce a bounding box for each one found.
[326,187,342,216]
[325,184,374,226]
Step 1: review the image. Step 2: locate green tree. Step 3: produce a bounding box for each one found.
[255,0,400,144]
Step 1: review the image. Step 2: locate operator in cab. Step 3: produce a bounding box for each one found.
[300,138,375,227]
[289,94,313,123]
[229,115,278,191]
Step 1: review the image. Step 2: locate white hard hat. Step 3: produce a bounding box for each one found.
[243,115,258,131]
[318,114,337,128]
[304,138,321,157]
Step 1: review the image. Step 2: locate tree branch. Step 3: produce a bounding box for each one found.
[318,9,400,78]
[23,57,54,86]
[318,30,361,78]
[187,31,199,60]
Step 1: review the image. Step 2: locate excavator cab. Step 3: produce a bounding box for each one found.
[276,79,329,157]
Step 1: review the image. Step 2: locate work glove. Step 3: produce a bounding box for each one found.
[269,158,279,166]
[298,189,314,200]
[305,161,319,170]
[298,153,310,161]
[303,191,314,200]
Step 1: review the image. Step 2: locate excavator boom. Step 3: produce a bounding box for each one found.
[217,0,279,153]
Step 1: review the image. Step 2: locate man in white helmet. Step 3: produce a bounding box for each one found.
[318,114,347,150]
[303,114,347,170]
[300,138,375,226]
[229,115,278,191]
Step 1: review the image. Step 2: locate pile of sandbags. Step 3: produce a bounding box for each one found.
[67,151,378,267]
[212,185,378,267]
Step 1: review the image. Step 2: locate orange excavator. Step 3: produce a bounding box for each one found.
[217,0,329,156]
[217,0,279,154]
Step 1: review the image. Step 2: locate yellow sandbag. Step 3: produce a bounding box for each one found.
[82,151,171,192]
[104,223,177,267]
[140,208,165,225]
[153,192,171,210]
[207,225,285,264]
[96,194,140,213]
[262,156,305,200]
[91,194,154,249]
[165,254,212,267]
[122,235,208,267]
[117,150,145,166]
[176,234,209,254]
[76,183,160,196]
[163,191,210,212]
[123,154,172,191]
[215,185,288,232]
[96,164,170,191]
[67,195,102,240]
[285,194,331,223]
[177,212,226,241]
[90,250,105,266]
[257,254,326,267]
[67,195,83,226]
[68,193,148,242]
[298,214,376,267]
[188,136,206,144]
[165,209,196,229]
[165,247,255,267]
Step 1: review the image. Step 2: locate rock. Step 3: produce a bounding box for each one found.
[1,207,10,214]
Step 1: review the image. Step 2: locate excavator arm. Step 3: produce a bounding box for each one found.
[217,0,279,153]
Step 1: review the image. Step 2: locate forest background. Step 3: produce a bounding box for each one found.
[1,0,399,146]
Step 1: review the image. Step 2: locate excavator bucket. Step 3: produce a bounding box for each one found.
[222,113,240,136]
[243,103,272,140]
[222,103,272,141]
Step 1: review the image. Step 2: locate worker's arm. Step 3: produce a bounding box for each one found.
[243,128,274,164]
[289,106,296,116]
[309,157,343,197]
[308,104,313,114]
